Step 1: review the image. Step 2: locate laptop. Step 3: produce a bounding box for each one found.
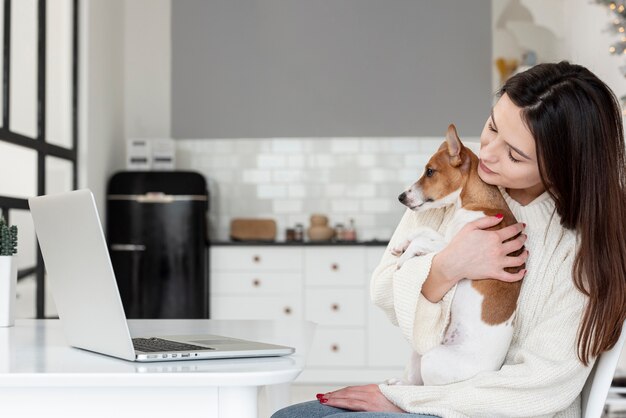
[28,189,295,362]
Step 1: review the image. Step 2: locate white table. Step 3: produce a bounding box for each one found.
[0,319,315,418]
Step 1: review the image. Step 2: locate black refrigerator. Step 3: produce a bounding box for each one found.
[106,171,209,319]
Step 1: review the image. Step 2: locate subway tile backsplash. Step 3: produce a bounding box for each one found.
[176,137,479,242]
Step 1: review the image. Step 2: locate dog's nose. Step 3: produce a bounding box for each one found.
[398,192,406,203]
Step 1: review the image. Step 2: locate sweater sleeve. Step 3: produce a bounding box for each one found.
[370,207,456,354]
[379,250,594,418]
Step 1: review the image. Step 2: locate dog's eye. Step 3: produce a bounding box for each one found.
[425,168,435,177]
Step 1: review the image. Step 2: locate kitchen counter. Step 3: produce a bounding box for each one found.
[209,240,388,246]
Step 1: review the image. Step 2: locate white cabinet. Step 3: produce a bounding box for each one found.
[304,248,367,287]
[210,244,410,384]
[305,289,365,326]
[210,247,302,321]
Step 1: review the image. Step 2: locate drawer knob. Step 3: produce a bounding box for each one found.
[331,263,339,271]
[331,303,340,312]
[331,344,340,352]
[252,279,261,287]
[253,255,261,263]
[284,306,292,315]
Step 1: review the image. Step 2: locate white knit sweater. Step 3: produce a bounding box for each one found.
[371,188,593,418]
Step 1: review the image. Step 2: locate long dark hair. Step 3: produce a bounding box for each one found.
[500,61,626,366]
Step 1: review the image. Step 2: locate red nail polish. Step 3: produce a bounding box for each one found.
[495,213,503,219]
[523,223,527,228]
[320,398,328,404]
[316,393,324,399]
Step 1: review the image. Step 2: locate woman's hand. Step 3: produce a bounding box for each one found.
[434,215,528,284]
[318,384,404,412]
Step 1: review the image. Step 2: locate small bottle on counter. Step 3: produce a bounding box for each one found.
[334,223,345,241]
[285,228,296,242]
[294,223,304,242]
[343,218,357,242]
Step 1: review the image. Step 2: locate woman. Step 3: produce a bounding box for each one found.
[272,62,626,417]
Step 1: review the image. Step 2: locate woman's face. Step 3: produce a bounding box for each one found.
[478,93,545,203]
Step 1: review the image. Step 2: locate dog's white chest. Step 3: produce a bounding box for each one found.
[443,279,513,346]
[442,280,484,345]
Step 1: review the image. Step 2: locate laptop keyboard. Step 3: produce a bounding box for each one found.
[132,337,213,353]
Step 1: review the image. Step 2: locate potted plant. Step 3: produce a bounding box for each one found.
[0,217,17,327]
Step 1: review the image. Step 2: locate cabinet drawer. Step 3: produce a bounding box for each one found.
[212,272,301,295]
[305,289,365,326]
[210,295,302,320]
[305,248,366,286]
[211,247,302,271]
[307,328,365,367]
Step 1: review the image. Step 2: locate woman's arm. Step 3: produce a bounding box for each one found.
[421,217,527,302]
[370,207,453,353]
[371,208,527,353]
[379,251,593,417]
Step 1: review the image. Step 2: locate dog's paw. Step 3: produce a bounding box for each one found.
[397,250,418,268]
[384,377,406,386]
[390,240,410,256]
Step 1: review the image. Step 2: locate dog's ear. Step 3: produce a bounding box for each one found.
[445,124,464,167]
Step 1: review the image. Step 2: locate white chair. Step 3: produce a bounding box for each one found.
[581,321,626,418]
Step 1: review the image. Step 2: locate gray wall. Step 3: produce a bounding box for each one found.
[172,0,492,138]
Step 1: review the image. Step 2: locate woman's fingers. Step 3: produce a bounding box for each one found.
[322,385,372,411]
[465,214,504,231]
[501,250,529,269]
[321,384,403,413]
[501,234,527,254]
[323,397,368,411]
[495,222,525,242]
[496,267,527,282]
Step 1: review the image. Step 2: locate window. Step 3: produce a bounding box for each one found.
[0,0,78,318]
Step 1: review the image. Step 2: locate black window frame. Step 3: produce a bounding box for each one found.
[0,0,79,319]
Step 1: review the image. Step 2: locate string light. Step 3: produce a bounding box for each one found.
[596,0,626,77]
[597,1,626,116]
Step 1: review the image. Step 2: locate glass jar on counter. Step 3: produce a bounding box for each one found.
[343,218,357,242]
[334,223,345,241]
[294,223,304,242]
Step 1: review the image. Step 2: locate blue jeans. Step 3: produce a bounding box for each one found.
[271,400,439,418]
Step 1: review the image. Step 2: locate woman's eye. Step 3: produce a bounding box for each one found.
[488,122,497,133]
[426,168,434,177]
[508,150,521,163]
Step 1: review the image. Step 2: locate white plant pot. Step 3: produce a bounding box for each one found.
[0,256,17,327]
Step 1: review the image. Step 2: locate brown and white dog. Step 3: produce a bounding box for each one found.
[390,124,524,386]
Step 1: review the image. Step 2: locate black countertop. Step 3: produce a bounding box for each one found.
[209,240,388,246]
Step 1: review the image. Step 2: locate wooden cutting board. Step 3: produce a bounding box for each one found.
[229,218,277,241]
